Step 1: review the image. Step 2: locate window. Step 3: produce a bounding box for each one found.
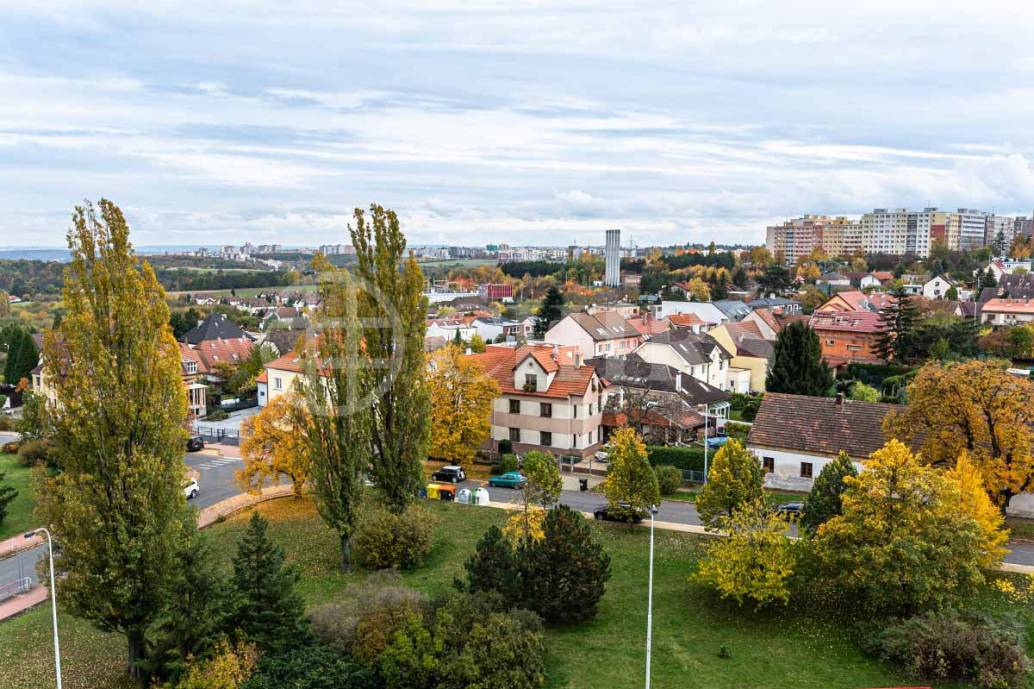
[524,374,537,392]
[509,428,520,442]
[274,377,283,391]
[763,457,774,473]
[800,462,813,479]
[540,402,552,418]
[573,434,579,447]
[540,431,552,446]
[509,399,520,414]
[185,360,197,374]
[588,403,594,415]
[573,405,579,418]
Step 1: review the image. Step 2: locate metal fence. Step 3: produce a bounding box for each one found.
[195,427,241,446]
[681,469,706,483]
[0,577,32,603]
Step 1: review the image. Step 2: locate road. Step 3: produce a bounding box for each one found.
[0,449,246,591]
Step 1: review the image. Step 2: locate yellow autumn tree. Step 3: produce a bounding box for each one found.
[884,360,1034,509]
[428,346,500,466]
[238,393,311,496]
[948,453,1008,567]
[601,427,659,523]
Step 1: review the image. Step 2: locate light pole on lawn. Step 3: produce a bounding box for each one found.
[25,528,62,689]
[644,503,659,689]
[702,403,710,483]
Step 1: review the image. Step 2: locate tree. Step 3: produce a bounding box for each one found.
[874,286,920,363]
[231,512,310,654]
[848,381,881,402]
[0,289,8,318]
[170,640,259,689]
[766,321,834,396]
[467,333,486,353]
[3,327,37,387]
[463,525,520,599]
[601,427,659,523]
[507,450,562,542]
[695,498,796,608]
[944,285,959,301]
[518,505,611,623]
[350,205,432,513]
[298,265,370,570]
[428,347,499,467]
[947,454,1008,569]
[814,440,989,612]
[884,360,1034,510]
[696,439,763,528]
[35,200,192,678]
[757,264,791,294]
[0,470,16,526]
[534,286,565,338]
[239,393,311,496]
[15,390,44,440]
[800,451,857,532]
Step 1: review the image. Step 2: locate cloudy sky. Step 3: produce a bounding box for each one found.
[3,1,1034,248]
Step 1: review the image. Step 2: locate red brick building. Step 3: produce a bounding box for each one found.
[809,310,884,367]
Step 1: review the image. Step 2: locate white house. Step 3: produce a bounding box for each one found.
[921,274,958,300]
[426,321,477,342]
[652,300,728,325]
[633,329,732,391]
[983,259,1034,282]
[544,312,641,359]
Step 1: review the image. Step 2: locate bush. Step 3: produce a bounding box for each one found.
[646,445,704,472]
[873,610,1030,689]
[497,439,513,456]
[2,441,19,454]
[352,505,436,570]
[242,643,378,689]
[493,453,519,475]
[655,464,682,495]
[206,409,230,421]
[0,415,12,431]
[729,393,762,421]
[17,438,53,467]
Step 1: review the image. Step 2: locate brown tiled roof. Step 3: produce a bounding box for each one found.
[749,307,780,335]
[194,337,255,373]
[626,316,671,336]
[809,310,883,334]
[982,298,1034,315]
[747,392,896,459]
[567,311,640,341]
[467,344,599,399]
[668,312,711,327]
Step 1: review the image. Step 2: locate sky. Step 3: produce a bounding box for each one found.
[2,1,1034,249]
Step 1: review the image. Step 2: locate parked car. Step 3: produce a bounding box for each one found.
[431,465,466,484]
[186,435,204,452]
[593,503,647,524]
[183,479,200,500]
[705,434,729,449]
[776,501,804,518]
[488,471,528,489]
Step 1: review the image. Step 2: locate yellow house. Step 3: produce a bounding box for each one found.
[707,322,773,393]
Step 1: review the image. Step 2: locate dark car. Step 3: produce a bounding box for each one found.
[186,435,205,452]
[593,504,647,524]
[776,501,804,518]
[430,465,466,484]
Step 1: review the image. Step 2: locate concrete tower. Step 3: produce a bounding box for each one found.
[605,228,620,287]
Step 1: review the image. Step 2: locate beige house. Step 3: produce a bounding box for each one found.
[707,322,773,393]
[468,344,608,458]
[256,352,306,407]
[544,311,641,359]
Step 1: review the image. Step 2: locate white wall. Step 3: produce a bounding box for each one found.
[544,317,595,359]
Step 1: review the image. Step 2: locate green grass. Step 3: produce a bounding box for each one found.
[665,487,805,505]
[0,453,36,541]
[0,497,969,689]
[1008,517,1034,541]
[167,283,320,298]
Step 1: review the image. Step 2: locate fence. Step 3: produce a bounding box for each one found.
[0,577,32,604]
[195,427,241,446]
[212,398,258,414]
[681,469,706,483]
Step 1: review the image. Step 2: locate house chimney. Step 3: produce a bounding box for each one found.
[574,351,583,368]
[835,392,845,408]
[675,372,683,392]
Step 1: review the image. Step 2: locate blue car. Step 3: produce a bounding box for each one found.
[705,435,729,449]
[488,471,528,489]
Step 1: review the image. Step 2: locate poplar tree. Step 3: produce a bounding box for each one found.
[350,205,431,512]
[35,199,192,678]
[766,321,834,397]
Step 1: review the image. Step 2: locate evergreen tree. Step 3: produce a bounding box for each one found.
[696,439,764,528]
[462,525,519,598]
[0,470,17,526]
[874,286,920,363]
[350,205,432,513]
[231,512,310,654]
[518,506,611,623]
[801,451,858,533]
[534,286,565,338]
[765,321,834,396]
[3,328,38,387]
[34,200,192,679]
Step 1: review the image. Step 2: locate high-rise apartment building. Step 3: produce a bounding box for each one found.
[956,208,989,251]
[765,215,859,263]
[605,229,621,287]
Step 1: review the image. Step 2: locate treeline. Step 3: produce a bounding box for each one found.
[0,259,66,297]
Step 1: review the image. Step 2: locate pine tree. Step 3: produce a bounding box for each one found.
[231,512,310,654]
[801,451,857,533]
[350,205,432,513]
[0,470,17,525]
[3,328,38,387]
[696,439,764,528]
[34,200,192,679]
[765,321,834,396]
[874,285,920,363]
[534,286,565,338]
[463,525,519,598]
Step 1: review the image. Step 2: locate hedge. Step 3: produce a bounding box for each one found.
[646,445,705,472]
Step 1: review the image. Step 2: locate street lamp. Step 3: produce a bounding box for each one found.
[644,504,659,689]
[25,528,61,689]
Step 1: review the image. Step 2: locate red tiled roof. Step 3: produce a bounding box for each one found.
[749,307,781,334]
[193,337,255,372]
[467,344,600,399]
[626,316,671,336]
[265,351,305,373]
[668,312,710,327]
[809,310,884,334]
[982,298,1034,315]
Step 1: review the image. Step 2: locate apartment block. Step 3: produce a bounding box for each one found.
[765,215,859,263]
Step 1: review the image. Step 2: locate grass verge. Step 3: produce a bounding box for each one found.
[0,453,36,542]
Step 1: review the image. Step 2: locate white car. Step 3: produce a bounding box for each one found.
[183,479,199,500]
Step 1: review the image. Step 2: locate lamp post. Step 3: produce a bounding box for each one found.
[702,403,710,483]
[25,529,61,689]
[644,504,659,689]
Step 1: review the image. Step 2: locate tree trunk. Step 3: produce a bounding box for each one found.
[126,627,147,681]
[340,533,352,572]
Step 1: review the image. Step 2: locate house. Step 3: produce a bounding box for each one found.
[711,300,754,322]
[179,314,255,383]
[817,272,851,288]
[652,300,728,325]
[815,289,894,313]
[426,320,477,343]
[633,328,733,391]
[544,311,641,359]
[625,314,671,338]
[746,392,896,491]
[667,312,717,333]
[588,353,730,444]
[256,351,307,407]
[467,344,608,458]
[261,306,307,330]
[747,297,802,314]
[182,312,254,345]
[471,317,522,343]
[809,310,884,366]
[260,328,307,357]
[707,321,774,393]
[981,299,1034,326]
[585,302,640,319]
[741,308,782,340]
[983,259,1034,282]
[921,274,958,300]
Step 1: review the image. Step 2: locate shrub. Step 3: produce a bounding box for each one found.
[311,575,426,660]
[873,610,1030,689]
[655,464,682,495]
[0,415,12,431]
[646,445,704,472]
[352,505,436,570]
[2,441,19,454]
[463,525,520,596]
[497,439,513,456]
[17,438,53,467]
[242,643,378,689]
[169,640,259,689]
[494,452,519,475]
[206,409,230,421]
[438,610,546,689]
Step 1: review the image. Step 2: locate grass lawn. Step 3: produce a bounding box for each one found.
[0,497,981,689]
[665,487,805,506]
[1008,517,1034,541]
[0,453,36,541]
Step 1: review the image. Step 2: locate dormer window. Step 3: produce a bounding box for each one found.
[524,374,538,392]
[184,361,197,374]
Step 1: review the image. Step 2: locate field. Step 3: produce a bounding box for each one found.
[0,453,36,541]
[166,283,320,299]
[0,497,997,689]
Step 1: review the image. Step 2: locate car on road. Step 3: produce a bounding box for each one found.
[183,479,200,500]
[186,435,205,452]
[704,431,729,449]
[593,503,647,524]
[775,501,804,518]
[488,471,528,489]
[431,465,466,484]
